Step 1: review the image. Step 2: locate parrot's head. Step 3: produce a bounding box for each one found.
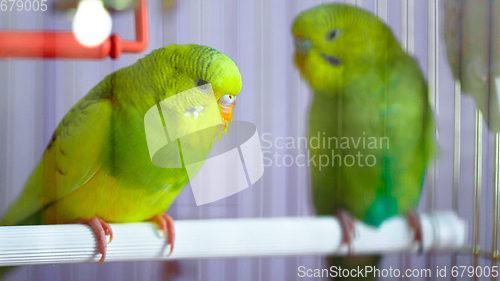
[149,44,242,131]
[292,4,403,92]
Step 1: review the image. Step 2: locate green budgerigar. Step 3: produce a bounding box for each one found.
[0,44,241,277]
[292,4,436,279]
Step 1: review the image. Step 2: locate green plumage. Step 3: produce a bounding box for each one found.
[0,44,242,278]
[293,4,436,280]
[308,53,435,226]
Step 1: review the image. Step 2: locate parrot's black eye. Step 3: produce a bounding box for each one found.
[195,79,210,93]
[196,79,208,87]
[325,29,341,41]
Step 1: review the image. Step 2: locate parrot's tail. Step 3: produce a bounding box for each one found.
[328,255,381,280]
[0,266,16,279]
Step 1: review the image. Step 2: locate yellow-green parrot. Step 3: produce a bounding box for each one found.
[0,44,241,277]
[443,0,500,133]
[292,4,436,279]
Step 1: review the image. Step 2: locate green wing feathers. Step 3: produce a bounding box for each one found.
[0,83,112,226]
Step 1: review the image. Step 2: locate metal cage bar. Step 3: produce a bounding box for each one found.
[376,0,387,21]
[493,134,500,273]
[426,1,439,277]
[473,110,483,280]
[452,79,462,280]
[401,1,415,277]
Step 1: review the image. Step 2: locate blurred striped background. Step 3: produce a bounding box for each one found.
[1,0,498,280]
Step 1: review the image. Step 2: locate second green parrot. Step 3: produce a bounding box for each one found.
[293,4,436,279]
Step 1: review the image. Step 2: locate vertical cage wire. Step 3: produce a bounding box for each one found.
[407,0,414,55]
[400,3,408,279]
[258,1,265,280]
[426,1,439,278]
[401,0,408,51]
[426,0,439,212]
[472,1,494,279]
[473,109,483,281]
[2,14,13,223]
[451,2,464,276]
[376,0,387,20]
[400,1,415,279]
[401,0,415,54]
[452,79,461,280]
[198,1,204,280]
[345,0,362,7]
[488,1,500,279]
[493,133,500,280]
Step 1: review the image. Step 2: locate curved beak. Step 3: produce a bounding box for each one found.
[294,36,312,71]
[217,97,236,131]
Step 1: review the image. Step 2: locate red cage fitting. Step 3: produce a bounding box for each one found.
[0,0,148,60]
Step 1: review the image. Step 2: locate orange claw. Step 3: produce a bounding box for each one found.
[73,217,113,264]
[335,210,356,253]
[407,211,423,253]
[147,214,176,255]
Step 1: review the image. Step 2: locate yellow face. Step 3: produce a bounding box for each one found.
[292,4,401,92]
[206,61,242,131]
[193,79,238,130]
[181,44,243,131]
[292,6,349,91]
[293,37,345,92]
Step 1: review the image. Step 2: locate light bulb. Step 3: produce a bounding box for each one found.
[72,0,112,47]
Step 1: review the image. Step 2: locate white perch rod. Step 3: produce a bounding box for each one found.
[0,212,466,266]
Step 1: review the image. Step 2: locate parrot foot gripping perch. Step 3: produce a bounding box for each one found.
[406,211,424,253]
[335,210,424,254]
[73,217,113,264]
[147,214,175,256]
[77,214,175,264]
[334,210,356,253]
